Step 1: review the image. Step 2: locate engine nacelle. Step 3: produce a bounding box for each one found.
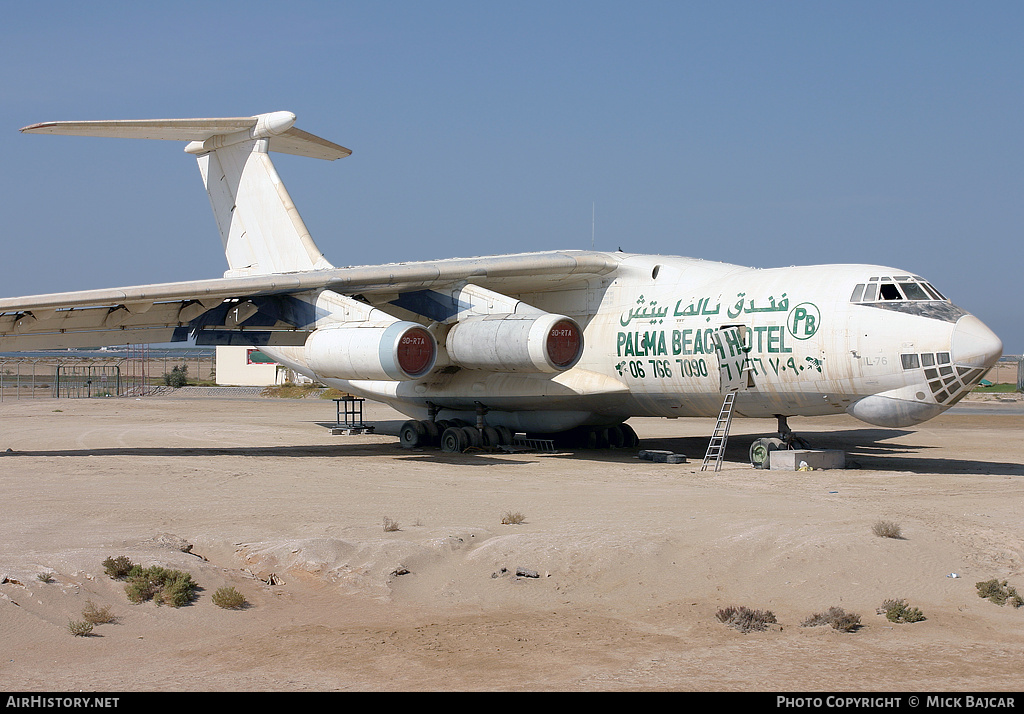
[446,313,583,373]
[305,322,437,381]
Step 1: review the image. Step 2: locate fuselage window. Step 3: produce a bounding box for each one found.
[850,284,865,302]
[921,353,935,367]
[901,354,920,370]
[862,283,878,302]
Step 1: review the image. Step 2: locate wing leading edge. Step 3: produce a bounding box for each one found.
[0,251,619,350]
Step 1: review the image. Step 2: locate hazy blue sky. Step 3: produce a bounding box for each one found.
[1,1,1021,352]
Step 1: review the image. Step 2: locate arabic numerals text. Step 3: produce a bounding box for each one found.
[627,360,646,379]
[648,359,671,378]
[676,358,709,377]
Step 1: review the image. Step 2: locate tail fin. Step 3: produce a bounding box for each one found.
[21,111,350,277]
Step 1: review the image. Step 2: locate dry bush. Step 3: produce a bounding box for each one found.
[976,579,1024,608]
[82,600,116,625]
[872,520,903,539]
[801,606,861,632]
[212,586,247,610]
[67,620,94,637]
[117,563,198,607]
[382,517,401,532]
[716,606,777,633]
[102,555,135,579]
[878,598,925,623]
[501,511,526,525]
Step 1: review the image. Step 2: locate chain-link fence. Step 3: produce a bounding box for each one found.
[0,349,216,401]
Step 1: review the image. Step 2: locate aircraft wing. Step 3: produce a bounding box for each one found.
[0,251,618,350]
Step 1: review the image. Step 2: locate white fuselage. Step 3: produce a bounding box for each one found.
[262,253,1002,433]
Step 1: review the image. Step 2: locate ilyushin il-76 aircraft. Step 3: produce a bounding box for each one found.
[2,111,1003,466]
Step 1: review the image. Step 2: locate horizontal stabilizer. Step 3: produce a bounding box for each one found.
[20,112,351,161]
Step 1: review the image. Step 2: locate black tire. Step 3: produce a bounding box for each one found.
[422,420,440,446]
[482,426,501,447]
[399,420,427,449]
[619,423,639,448]
[607,425,625,449]
[441,426,468,453]
[461,426,482,448]
[495,425,514,446]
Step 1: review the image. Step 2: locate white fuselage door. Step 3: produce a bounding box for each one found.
[714,325,755,393]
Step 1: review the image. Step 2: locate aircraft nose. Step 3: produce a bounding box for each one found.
[951,314,1002,369]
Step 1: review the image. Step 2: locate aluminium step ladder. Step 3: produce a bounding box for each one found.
[701,391,737,472]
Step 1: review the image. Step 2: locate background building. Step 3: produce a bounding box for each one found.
[214,346,312,386]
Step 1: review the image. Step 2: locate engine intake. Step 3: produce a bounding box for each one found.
[446,313,583,373]
[305,321,437,381]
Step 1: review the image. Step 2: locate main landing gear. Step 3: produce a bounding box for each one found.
[399,418,515,451]
[398,403,640,453]
[399,419,642,453]
[748,415,810,469]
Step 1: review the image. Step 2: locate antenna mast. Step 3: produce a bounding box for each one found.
[591,202,595,250]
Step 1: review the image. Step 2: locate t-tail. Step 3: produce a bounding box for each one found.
[21,111,350,277]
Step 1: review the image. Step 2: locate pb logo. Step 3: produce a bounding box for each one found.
[787,302,820,340]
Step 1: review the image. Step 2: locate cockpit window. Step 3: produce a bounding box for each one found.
[879,283,902,300]
[850,276,947,303]
[899,282,929,300]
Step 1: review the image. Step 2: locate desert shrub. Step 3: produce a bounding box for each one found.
[383,517,401,532]
[716,606,778,633]
[879,598,926,623]
[162,365,189,388]
[67,619,94,637]
[120,564,198,607]
[102,555,135,579]
[872,520,903,539]
[212,586,247,610]
[975,579,1024,608]
[801,606,861,632]
[36,572,54,583]
[501,511,526,525]
[82,600,116,624]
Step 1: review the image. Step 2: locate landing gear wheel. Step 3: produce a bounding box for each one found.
[461,426,482,448]
[619,423,640,448]
[790,434,811,450]
[749,437,785,469]
[495,426,514,446]
[606,425,626,449]
[482,426,501,448]
[399,420,427,449]
[422,420,440,446]
[441,426,468,453]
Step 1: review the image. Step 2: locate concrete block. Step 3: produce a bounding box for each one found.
[638,449,687,464]
[769,449,845,471]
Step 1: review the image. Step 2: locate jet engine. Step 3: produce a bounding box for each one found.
[445,313,583,373]
[305,321,437,381]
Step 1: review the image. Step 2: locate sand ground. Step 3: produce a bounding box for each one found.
[1,392,1022,692]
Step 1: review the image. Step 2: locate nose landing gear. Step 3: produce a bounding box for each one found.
[749,415,810,469]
